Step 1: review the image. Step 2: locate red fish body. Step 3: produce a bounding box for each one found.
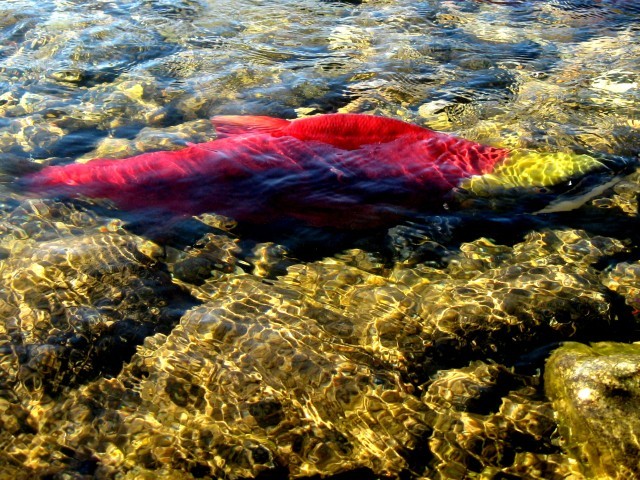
[23,114,507,228]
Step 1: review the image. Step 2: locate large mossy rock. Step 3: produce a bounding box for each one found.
[545,342,640,479]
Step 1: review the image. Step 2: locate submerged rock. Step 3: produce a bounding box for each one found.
[408,229,624,373]
[423,361,578,479]
[0,231,196,395]
[545,342,640,479]
[18,278,431,478]
[76,119,217,163]
[0,200,197,399]
[268,227,628,381]
[0,195,635,478]
[603,260,640,316]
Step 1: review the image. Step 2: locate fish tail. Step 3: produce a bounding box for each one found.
[211,115,290,138]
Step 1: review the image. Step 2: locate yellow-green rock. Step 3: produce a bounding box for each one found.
[545,342,640,479]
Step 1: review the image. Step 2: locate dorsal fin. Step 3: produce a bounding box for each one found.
[211,115,291,138]
[286,113,439,150]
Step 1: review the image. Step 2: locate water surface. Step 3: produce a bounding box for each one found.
[1,0,639,478]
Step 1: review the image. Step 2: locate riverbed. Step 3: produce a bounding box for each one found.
[0,1,639,478]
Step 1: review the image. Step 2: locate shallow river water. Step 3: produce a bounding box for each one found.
[1,0,640,479]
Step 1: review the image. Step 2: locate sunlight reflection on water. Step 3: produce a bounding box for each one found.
[0,0,639,478]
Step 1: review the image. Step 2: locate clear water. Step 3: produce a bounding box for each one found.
[0,0,639,478]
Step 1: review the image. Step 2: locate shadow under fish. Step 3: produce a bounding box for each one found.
[18,113,636,248]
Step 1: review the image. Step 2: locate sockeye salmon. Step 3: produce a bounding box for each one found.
[22,114,508,229]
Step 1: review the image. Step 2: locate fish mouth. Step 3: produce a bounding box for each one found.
[534,173,625,214]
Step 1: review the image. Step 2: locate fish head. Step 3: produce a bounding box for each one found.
[452,149,637,213]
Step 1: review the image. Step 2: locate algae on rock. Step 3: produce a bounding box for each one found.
[545,342,640,479]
